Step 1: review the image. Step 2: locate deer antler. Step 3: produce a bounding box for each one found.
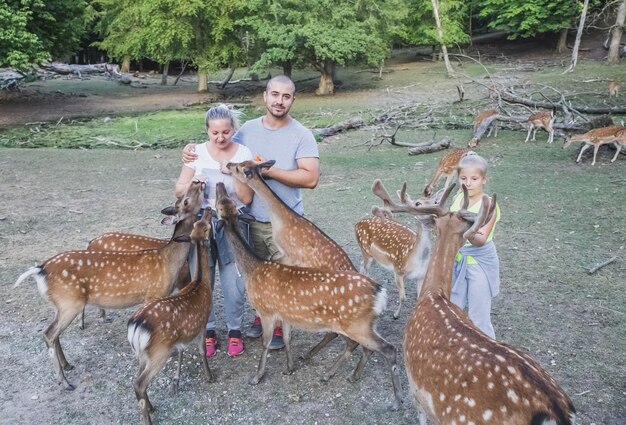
[372,179,447,216]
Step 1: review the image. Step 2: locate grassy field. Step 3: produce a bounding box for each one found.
[1,54,625,424]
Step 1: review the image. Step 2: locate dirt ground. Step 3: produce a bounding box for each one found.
[1,37,626,425]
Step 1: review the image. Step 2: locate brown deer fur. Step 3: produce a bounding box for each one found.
[563,125,626,165]
[423,148,468,197]
[128,208,214,425]
[214,182,403,410]
[13,181,204,390]
[525,111,555,144]
[377,182,576,424]
[609,80,620,97]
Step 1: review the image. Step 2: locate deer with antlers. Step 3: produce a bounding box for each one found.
[423,148,468,197]
[214,182,403,409]
[525,110,556,144]
[13,181,204,390]
[563,125,626,165]
[128,208,214,425]
[355,181,445,319]
[375,182,576,424]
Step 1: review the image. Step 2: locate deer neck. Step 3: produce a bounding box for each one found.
[222,220,261,277]
[248,174,292,225]
[419,228,465,299]
[172,216,195,239]
[195,240,210,284]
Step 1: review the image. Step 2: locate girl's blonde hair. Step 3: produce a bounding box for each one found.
[457,150,488,176]
[205,103,242,131]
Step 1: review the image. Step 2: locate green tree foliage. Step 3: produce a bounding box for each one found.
[247,0,409,95]
[406,0,470,46]
[478,0,586,39]
[1,0,88,71]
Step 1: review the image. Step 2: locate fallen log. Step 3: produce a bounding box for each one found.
[407,138,450,155]
[312,117,365,137]
[40,62,111,76]
[500,90,626,115]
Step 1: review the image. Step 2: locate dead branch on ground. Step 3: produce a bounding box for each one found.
[408,138,451,155]
[587,256,618,274]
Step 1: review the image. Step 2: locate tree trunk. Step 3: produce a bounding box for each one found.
[608,0,626,64]
[282,61,292,78]
[161,61,169,85]
[121,56,130,73]
[564,0,589,73]
[556,28,568,53]
[315,61,335,96]
[219,63,237,89]
[431,0,455,77]
[197,70,208,92]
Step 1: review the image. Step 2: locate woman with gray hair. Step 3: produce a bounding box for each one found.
[175,103,254,357]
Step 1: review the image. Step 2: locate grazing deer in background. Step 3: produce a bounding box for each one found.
[13,181,204,390]
[128,208,214,425]
[226,160,356,358]
[214,182,403,410]
[423,148,468,197]
[376,182,576,425]
[609,80,620,97]
[563,125,626,165]
[469,110,498,148]
[355,180,441,319]
[525,110,555,144]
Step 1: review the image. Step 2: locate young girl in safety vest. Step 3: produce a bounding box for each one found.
[450,151,501,339]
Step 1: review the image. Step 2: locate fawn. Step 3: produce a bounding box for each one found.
[469,110,498,147]
[609,80,620,97]
[376,182,576,424]
[128,208,214,425]
[215,182,403,410]
[525,110,555,144]
[423,148,468,197]
[563,125,626,165]
[13,181,204,390]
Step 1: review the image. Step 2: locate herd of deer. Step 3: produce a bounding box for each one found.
[14,154,577,424]
[470,80,625,166]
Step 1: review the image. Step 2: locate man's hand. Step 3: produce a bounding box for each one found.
[182,143,198,163]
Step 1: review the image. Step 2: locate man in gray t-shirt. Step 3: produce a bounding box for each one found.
[183,76,320,349]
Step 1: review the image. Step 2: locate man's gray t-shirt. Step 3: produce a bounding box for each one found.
[232,117,318,222]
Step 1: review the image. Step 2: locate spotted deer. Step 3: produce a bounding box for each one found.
[609,80,620,97]
[13,181,204,390]
[469,110,498,148]
[563,125,626,165]
[376,182,576,425]
[423,148,468,197]
[128,208,214,425]
[525,110,555,144]
[214,182,402,410]
[81,225,192,329]
[226,159,357,358]
[355,180,442,319]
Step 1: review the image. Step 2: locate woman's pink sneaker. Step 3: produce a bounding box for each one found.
[227,330,244,356]
[205,330,217,357]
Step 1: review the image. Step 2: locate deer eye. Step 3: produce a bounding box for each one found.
[184,199,189,206]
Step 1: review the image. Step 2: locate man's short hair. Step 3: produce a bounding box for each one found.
[266,75,296,94]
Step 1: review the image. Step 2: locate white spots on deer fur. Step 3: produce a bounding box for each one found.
[454,394,461,401]
[464,397,476,407]
[61,269,68,278]
[487,382,494,390]
[482,410,492,420]
[507,366,516,375]
[439,393,445,402]
[507,389,519,403]
[495,354,505,362]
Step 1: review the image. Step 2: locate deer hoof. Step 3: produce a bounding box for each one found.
[247,375,261,385]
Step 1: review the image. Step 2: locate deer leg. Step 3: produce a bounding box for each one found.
[486,124,493,138]
[172,350,183,392]
[532,127,538,141]
[134,349,170,425]
[443,173,453,191]
[576,144,591,163]
[44,305,82,390]
[592,144,600,166]
[493,121,498,138]
[358,333,402,411]
[196,332,213,383]
[79,308,85,330]
[348,347,374,382]
[359,251,374,275]
[611,142,622,162]
[547,128,554,144]
[524,126,532,142]
[282,324,295,375]
[392,273,406,320]
[301,332,339,360]
[249,316,275,385]
[321,336,358,382]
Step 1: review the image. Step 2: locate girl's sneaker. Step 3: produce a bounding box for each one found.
[205,330,217,357]
[227,330,244,357]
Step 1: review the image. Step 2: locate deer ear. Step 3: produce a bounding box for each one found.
[162,215,181,225]
[161,206,176,216]
[416,215,436,230]
[172,235,191,243]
